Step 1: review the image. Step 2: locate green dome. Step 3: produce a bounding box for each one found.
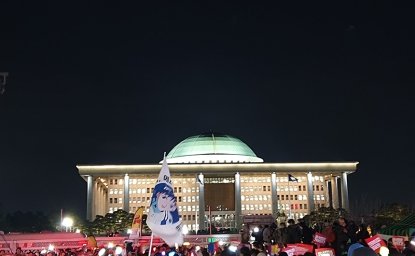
[164,133,263,164]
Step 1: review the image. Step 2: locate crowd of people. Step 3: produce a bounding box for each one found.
[1,216,415,256]
[241,216,415,255]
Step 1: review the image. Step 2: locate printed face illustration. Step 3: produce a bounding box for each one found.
[157,192,177,211]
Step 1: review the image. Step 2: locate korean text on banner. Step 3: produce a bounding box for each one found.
[365,235,386,253]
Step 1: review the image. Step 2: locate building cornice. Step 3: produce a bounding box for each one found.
[77,162,358,177]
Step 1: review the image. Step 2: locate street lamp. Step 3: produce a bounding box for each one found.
[61,217,74,232]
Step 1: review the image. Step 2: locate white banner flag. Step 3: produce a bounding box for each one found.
[146,157,183,246]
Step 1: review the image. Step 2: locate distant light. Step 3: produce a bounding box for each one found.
[62,217,74,228]
[379,246,389,256]
[228,245,237,252]
[411,240,415,246]
[75,229,81,233]
[195,246,201,251]
[115,246,123,255]
[182,225,189,235]
[48,244,55,251]
[253,227,259,233]
[127,229,132,234]
[98,248,106,256]
[218,240,224,246]
[168,252,176,256]
[40,250,47,255]
[108,242,114,249]
[183,242,190,246]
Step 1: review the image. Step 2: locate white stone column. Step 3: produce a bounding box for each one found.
[235,172,242,229]
[341,172,350,211]
[306,172,315,213]
[86,176,94,221]
[197,173,205,231]
[123,174,130,212]
[271,172,278,219]
[331,176,339,209]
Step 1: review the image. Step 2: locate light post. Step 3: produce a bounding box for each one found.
[62,217,74,232]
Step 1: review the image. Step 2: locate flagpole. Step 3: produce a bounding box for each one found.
[288,178,292,219]
[147,233,154,256]
[209,205,213,235]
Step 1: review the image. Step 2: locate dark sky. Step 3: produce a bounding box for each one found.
[1,2,414,218]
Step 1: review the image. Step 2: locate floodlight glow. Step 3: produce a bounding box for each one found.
[379,246,389,256]
[195,246,201,251]
[253,227,259,233]
[48,244,54,251]
[75,229,81,233]
[40,250,47,255]
[411,240,415,246]
[98,248,106,256]
[62,217,74,227]
[182,225,189,235]
[127,229,132,234]
[228,245,237,252]
[115,247,123,255]
[183,242,190,246]
[108,242,114,249]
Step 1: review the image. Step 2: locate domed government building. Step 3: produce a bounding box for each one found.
[77,133,358,231]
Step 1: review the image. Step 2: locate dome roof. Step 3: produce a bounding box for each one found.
[163,132,263,164]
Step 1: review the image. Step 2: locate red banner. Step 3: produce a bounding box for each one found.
[365,235,386,253]
[392,236,405,251]
[313,232,327,247]
[283,244,314,255]
[315,248,335,256]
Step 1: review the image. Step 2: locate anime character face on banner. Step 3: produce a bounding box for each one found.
[149,183,180,225]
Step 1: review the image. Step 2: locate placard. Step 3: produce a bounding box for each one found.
[392,236,405,251]
[365,235,386,253]
[315,248,335,256]
[313,232,327,247]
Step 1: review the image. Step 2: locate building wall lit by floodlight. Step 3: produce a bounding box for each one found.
[77,132,358,232]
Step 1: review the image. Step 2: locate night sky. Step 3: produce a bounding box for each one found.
[1,2,414,218]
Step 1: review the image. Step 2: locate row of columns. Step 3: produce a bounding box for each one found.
[86,176,109,220]
[86,172,350,223]
[196,172,349,229]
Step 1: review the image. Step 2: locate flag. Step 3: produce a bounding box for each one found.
[129,207,144,239]
[146,157,183,246]
[288,174,299,182]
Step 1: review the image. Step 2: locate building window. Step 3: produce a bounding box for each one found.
[304,204,308,209]
[299,204,303,209]
[115,179,118,185]
[178,196,182,202]
[298,185,302,191]
[303,185,306,191]
[267,186,271,191]
[174,187,177,193]
[110,179,113,185]
[290,195,293,200]
[179,187,182,193]
[114,198,118,204]
[183,215,187,221]
[110,198,113,204]
[294,195,298,200]
[277,195,280,200]
[263,186,266,191]
[321,185,324,191]
[316,185,320,191]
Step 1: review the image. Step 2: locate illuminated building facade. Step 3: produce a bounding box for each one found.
[77,133,357,231]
